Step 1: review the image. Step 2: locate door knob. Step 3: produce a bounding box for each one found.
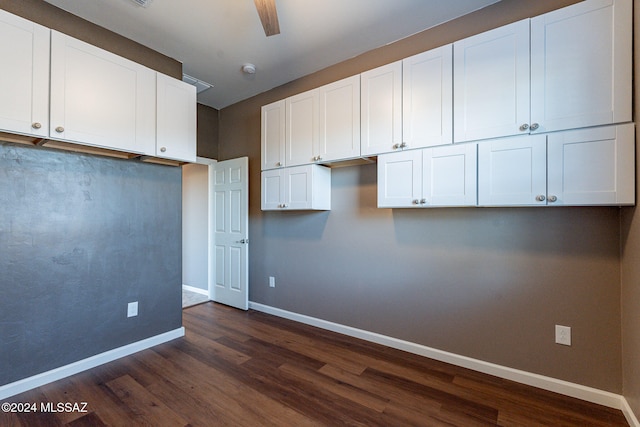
[55,126,64,133]
[32,122,42,129]
[535,195,546,202]
[519,124,529,131]
[548,195,557,203]
[530,123,539,131]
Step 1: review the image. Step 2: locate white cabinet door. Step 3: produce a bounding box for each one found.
[478,134,547,206]
[530,0,631,134]
[361,61,402,156]
[156,73,196,163]
[547,123,634,206]
[403,45,453,150]
[318,75,361,162]
[261,99,286,170]
[454,19,530,143]
[424,143,477,207]
[377,150,422,208]
[261,169,284,210]
[286,89,318,167]
[0,10,49,139]
[50,31,156,155]
[261,165,331,211]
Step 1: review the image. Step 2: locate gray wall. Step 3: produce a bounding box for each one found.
[0,144,182,385]
[219,0,626,393]
[620,0,640,417]
[0,1,184,387]
[182,163,209,291]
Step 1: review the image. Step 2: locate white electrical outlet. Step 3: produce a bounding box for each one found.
[555,325,571,346]
[269,276,275,288]
[127,301,138,318]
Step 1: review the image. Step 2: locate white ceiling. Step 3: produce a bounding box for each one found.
[44,0,500,110]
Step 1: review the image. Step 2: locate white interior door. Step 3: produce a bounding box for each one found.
[211,157,249,310]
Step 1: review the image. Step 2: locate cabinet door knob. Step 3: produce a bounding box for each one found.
[548,195,557,203]
[276,161,282,167]
[412,199,420,205]
[55,126,64,133]
[393,143,400,150]
[400,142,408,149]
[32,122,42,129]
[317,155,322,161]
[530,123,539,131]
[519,123,529,131]
[160,147,167,153]
[535,195,546,202]
[420,198,426,205]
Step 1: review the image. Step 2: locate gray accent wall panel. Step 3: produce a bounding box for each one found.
[0,143,182,386]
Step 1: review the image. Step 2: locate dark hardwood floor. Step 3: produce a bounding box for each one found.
[1,302,628,426]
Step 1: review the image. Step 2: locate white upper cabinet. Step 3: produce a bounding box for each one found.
[403,45,453,150]
[261,99,286,170]
[0,9,49,139]
[286,89,319,167]
[478,123,634,206]
[530,0,631,134]
[454,19,531,143]
[318,75,361,162]
[547,123,634,206]
[455,0,631,143]
[261,164,331,211]
[156,73,196,163]
[477,134,547,206]
[361,61,403,156]
[50,30,156,155]
[378,143,477,208]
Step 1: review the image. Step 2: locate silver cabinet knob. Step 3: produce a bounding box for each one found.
[55,126,64,133]
[32,122,42,129]
[276,161,282,167]
[393,143,401,150]
[160,147,167,153]
[548,195,557,203]
[420,198,426,205]
[530,123,539,131]
[317,155,322,161]
[535,195,546,202]
[519,124,529,131]
[412,199,420,205]
[400,142,408,149]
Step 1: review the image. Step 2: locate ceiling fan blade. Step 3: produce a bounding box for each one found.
[254,0,280,37]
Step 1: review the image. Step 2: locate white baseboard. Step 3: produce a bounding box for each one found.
[0,327,185,401]
[182,284,209,296]
[623,398,640,427]
[249,302,635,421]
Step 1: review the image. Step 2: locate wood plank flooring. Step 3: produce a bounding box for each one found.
[1,302,628,426]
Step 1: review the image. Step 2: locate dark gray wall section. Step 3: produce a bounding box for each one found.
[0,143,182,386]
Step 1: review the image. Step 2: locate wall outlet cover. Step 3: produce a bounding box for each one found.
[555,325,571,346]
[127,301,139,318]
[269,276,275,288]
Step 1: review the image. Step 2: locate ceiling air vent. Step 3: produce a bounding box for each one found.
[128,0,152,8]
[183,74,213,94]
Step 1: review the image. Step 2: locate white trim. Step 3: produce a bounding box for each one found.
[249,302,631,414]
[0,327,185,400]
[195,156,217,166]
[622,398,640,427]
[182,284,209,296]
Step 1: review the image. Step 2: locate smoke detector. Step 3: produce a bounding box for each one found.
[242,64,256,75]
[128,0,152,8]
